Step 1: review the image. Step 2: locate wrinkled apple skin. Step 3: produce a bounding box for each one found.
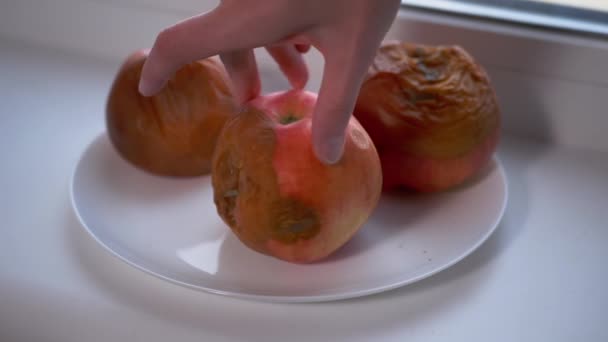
[354,41,501,192]
[212,90,382,263]
[106,50,236,177]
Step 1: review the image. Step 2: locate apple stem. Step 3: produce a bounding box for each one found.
[279,113,300,125]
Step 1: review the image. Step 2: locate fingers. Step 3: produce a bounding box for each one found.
[311,48,374,164]
[310,0,399,164]
[266,44,309,90]
[139,4,288,96]
[139,9,227,96]
[220,49,261,104]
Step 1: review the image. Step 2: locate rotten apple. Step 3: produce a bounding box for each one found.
[354,41,501,192]
[106,49,237,177]
[211,90,382,263]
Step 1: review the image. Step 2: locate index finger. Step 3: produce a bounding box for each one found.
[138,4,290,96]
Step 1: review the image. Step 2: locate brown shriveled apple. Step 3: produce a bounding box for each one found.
[212,90,382,263]
[106,49,237,177]
[354,41,501,192]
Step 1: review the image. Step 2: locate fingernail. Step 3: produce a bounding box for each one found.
[138,78,157,97]
[315,136,344,165]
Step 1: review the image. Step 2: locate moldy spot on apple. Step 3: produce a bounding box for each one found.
[279,113,300,125]
[212,107,320,250]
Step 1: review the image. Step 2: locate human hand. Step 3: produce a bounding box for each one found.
[139,0,400,164]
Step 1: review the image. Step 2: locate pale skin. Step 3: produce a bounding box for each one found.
[139,0,401,164]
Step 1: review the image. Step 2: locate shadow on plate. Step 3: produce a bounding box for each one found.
[64,202,493,339]
[325,158,499,263]
[79,134,211,204]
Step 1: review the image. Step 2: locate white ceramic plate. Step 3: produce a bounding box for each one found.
[70,133,508,303]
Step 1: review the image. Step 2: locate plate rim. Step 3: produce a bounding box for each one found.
[69,133,509,303]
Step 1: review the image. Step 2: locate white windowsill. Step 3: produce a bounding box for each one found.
[1,38,606,342]
[403,0,608,36]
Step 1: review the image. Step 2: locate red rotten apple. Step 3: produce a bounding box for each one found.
[354,42,501,192]
[212,90,382,263]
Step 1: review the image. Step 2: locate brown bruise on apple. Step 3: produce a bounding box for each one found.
[106,50,236,177]
[355,41,500,159]
[211,109,322,257]
[270,118,381,260]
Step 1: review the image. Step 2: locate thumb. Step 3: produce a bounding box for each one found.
[311,48,373,164]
